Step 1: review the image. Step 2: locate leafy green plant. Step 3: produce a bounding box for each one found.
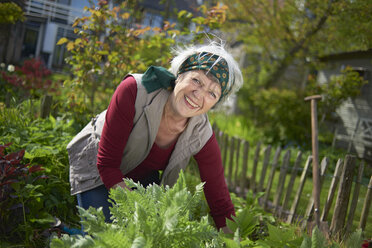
[0,2,24,24]
[255,224,304,248]
[344,229,364,248]
[0,105,79,247]
[51,171,220,247]
[0,143,52,246]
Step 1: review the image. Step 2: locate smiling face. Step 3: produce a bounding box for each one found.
[168,70,222,119]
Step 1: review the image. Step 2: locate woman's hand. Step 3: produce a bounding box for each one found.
[112,181,132,191]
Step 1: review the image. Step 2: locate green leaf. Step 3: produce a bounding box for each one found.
[131,236,147,248]
[56,37,69,45]
[232,208,258,237]
[222,237,241,248]
[192,16,205,25]
[311,227,327,248]
[98,50,109,55]
[29,213,55,224]
[178,10,188,18]
[345,229,363,248]
[300,236,312,248]
[226,217,238,233]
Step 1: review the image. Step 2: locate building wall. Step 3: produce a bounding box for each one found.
[4,0,201,69]
[319,51,372,161]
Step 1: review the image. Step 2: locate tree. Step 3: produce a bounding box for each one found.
[219,0,371,146]
[222,0,371,88]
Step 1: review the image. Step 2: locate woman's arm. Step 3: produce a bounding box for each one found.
[194,132,235,229]
[97,76,137,189]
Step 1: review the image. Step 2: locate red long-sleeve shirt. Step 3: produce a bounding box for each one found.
[97,76,235,228]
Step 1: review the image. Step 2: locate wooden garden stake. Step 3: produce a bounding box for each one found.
[305,95,322,229]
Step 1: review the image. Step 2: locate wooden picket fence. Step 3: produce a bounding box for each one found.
[212,124,372,237]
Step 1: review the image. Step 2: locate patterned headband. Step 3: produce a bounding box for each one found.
[178,52,230,102]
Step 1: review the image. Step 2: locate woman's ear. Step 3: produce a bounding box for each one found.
[175,75,181,84]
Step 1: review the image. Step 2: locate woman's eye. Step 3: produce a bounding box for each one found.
[210,92,216,98]
[193,78,200,84]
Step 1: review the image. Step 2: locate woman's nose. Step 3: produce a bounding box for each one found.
[193,88,206,100]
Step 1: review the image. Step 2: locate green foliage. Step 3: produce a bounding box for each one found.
[209,112,264,145]
[235,65,368,147]
[298,227,365,248]
[57,1,176,124]
[57,1,228,126]
[220,0,370,148]
[255,224,303,248]
[343,229,363,248]
[0,104,79,246]
[310,227,328,248]
[308,66,368,120]
[0,2,24,24]
[222,0,371,88]
[1,58,57,108]
[51,171,220,248]
[0,143,51,247]
[238,87,311,146]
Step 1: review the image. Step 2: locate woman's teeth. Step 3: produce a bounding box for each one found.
[185,96,199,108]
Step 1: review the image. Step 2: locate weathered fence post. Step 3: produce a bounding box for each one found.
[330,155,356,237]
[287,156,312,224]
[263,147,282,210]
[345,161,364,235]
[280,151,302,219]
[216,130,223,148]
[5,92,11,108]
[359,175,372,231]
[40,94,53,118]
[257,145,271,193]
[228,137,236,188]
[250,141,261,193]
[239,140,249,197]
[273,150,291,216]
[212,123,219,144]
[233,138,242,190]
[321,159,344,222]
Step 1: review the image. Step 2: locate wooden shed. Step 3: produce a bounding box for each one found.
[318,49,372,161]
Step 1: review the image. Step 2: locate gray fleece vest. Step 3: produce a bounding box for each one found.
[67,74,213,195]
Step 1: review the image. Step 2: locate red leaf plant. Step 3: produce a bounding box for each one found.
[1,58,55,98]
[0,143,46,203]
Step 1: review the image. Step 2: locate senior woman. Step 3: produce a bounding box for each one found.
[67,42,243,232]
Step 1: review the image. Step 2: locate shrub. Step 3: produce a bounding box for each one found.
[0,106,79,247]
[0,143,51,246]
[0,2,24,24]
[1,58,56,103]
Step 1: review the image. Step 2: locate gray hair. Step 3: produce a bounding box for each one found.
[169,41,243,109]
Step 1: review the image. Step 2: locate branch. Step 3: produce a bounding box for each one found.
[263,0,335,88]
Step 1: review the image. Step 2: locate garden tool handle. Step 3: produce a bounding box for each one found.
[305,95,322,227]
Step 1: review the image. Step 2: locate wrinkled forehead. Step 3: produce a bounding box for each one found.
[180,70,220,84]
